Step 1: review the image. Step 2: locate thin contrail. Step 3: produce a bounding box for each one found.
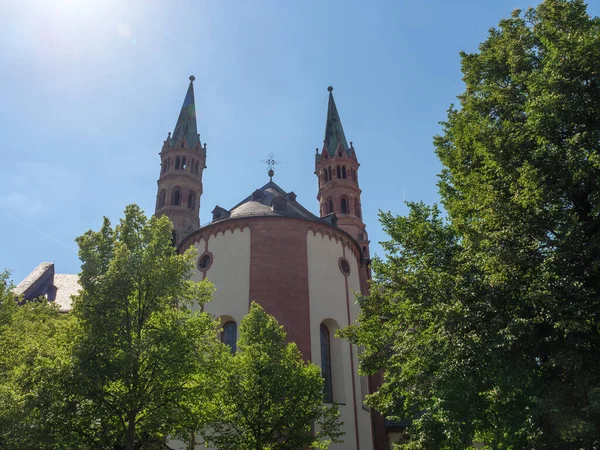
[4,212,77,253]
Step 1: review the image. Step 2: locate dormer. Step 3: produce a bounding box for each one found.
[212,205,231,222]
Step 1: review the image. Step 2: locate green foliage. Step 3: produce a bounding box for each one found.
[341,1,600,448]
[202,302,344,450]
[69,204,226,450]
[0,271,76,449]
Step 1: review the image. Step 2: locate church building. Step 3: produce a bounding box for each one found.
[16,77,393,449]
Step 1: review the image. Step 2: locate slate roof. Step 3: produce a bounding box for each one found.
[208,180,338,228]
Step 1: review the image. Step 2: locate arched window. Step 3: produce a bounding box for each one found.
[320,324,333,403]
[187,192,195,209]
[342,166,347,179]
[322,169,328,183]
[158,190,166,208]
[161,160,166,174]
[336,165,341,179]
[181,157,187,170]
[195,161,200,174]
[328,167,332,181]
[341,197,348,214]
[327,199,334,214]
[222,321,237,353]
[173,189,181,206]
[355,199,361,218]
[175,157,181,170]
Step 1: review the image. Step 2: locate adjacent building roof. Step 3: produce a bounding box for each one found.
[14,262,79,312]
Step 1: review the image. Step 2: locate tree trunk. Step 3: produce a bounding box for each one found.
[125,411,137,450]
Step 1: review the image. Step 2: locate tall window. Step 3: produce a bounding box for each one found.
[341,198,348,214]
[158,190,166,208]
[173,189,181,206]
[187,192,195,209]
[320,324,333,403]
[355,199,361,218]
[342,166,347,179]
[327,167,332,180]
[336,165,341,179]
[327,199,334,214]
[222,321,237,353]
[175,156,181,170]
[181,156,187,170]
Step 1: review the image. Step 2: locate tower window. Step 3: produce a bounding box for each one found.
[336,165,341,179]
[327,199,334,214]
[158,190,166,209]
[194,161,200,174]
[322,169,328,183]
[181,157,187,170]
[328,167,332,181]
[175,157,181,170]
[342,166,347,179]
[173,189,181,206]
[341,197,348,214]
[355,199,361,218]
[320,324,333,403]
[222,321,237,353]
[187,192,195,209]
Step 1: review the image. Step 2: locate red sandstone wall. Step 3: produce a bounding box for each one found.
[248,218,312,359]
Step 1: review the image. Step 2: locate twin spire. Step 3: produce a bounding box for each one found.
[170,75,200,148]
[323,86,350,156]
[169,79,349,157]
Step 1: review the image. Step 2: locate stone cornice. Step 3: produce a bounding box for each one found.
[178,215,364,264]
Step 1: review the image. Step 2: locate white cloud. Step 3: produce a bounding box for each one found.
[0,192,43,214]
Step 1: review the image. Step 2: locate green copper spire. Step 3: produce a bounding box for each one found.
[323,86,349,156]
[170,76,200,148]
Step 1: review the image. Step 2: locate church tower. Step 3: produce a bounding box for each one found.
[315,86,370,263]
[155,76,207,245]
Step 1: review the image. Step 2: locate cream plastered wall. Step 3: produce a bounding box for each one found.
[195,227,251,324]
[346,250,374,450]
[169,227,252,450]
[307,231,373,450]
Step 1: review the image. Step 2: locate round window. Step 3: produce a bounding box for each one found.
[339,258,351,276]
[197,253,212,271]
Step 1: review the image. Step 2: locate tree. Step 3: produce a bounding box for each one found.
[0,271,76,449]
[202,302,343,450]
[341,1,600,448]
[71,204,226,450]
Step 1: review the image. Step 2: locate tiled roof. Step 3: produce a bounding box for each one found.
[51,274,80,312]
[14,262,80,312]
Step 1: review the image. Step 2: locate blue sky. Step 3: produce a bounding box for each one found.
[1,0,598,283]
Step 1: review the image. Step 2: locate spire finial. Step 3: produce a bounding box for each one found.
[327,86,333,92]
[189,75,195,82]
[262,153,281,182]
